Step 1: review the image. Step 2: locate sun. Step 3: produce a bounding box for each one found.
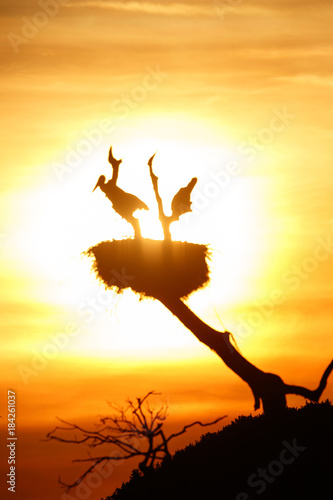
[9,133,264,292]
[5,126,271,358]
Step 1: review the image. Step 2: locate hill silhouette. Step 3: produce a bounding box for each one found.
[103,401,332,500]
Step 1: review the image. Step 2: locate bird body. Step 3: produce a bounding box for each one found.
[93,174,148,237]
[171,177,197,218]
[99,177,148,218]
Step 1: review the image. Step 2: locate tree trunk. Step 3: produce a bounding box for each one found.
[157,295,332,417]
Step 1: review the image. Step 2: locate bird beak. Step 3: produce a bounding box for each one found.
[92,180,99,192]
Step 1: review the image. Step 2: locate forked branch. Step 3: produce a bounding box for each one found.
[157,295,333,417]
[284,359,333,402]
[46,391,226,491]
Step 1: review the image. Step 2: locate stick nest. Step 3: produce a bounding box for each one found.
[85,238,210,299]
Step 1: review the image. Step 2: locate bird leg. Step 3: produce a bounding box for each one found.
[126,215,142,238]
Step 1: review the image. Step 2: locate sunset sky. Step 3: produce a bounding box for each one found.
[1,1,333,499]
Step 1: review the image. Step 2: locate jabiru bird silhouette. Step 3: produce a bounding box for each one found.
[147,151,198,241]
[171,177,197,219]
[93,148,148,238]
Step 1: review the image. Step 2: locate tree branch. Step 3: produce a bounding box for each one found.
[284,359,333,402]
[165,416,227,443]
[156,295,333,416]
[47,391,226,490]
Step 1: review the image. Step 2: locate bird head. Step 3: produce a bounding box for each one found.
[108,146,122,166]
[147,152,157,168]
[92,175,106,192]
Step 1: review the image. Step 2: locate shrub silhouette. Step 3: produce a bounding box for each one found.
[103,401,333,500]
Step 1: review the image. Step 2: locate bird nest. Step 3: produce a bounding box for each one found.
[85,238,210,299]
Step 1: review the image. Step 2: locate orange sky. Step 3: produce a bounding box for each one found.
[1,1,333,499]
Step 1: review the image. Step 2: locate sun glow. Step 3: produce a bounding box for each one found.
[4,128,270,357]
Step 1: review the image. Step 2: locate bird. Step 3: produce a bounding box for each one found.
[148,152,156,169]
[93,175,148,238]
[171,177,197,219]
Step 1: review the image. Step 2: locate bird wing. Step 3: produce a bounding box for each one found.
[104,183,149,216]
[126,192,149,211]
[171,177,197,218]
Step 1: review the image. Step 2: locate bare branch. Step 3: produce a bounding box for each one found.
[59,457,110,492]
[48,392,226,490]
[284,358,333,402]
[166,416,227,443]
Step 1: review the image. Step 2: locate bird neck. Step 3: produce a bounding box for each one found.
[99,181,108,194]
[111,165,120,184]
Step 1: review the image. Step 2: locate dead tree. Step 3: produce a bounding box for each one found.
[157,295,333,417]
[46,391,226,491]
[86,148,333,419]
[86,147,333,417]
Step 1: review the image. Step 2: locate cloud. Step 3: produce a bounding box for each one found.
[67,0,211,17]
[65,0,333,17]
